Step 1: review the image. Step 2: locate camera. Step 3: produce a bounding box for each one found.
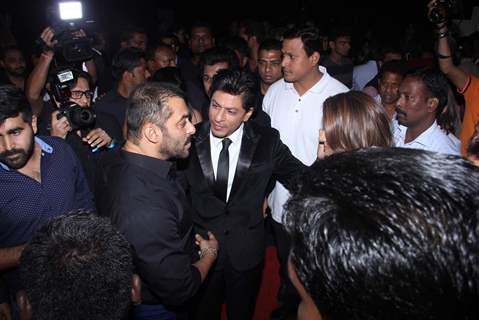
[57,102,96,131]
[51,68,96,130]
[43,1,94,62]
[429,0,454,24]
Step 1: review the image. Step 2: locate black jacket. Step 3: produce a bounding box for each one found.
[181,121,305,271]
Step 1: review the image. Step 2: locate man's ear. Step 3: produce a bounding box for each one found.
[426,97,439,113]
[31,115,38,135]
[131,274,142,305]
[142,123,162,144]
[310,52,320,65]
[16,290,32,320]
[328,40,335,50]
[243,107,254,122]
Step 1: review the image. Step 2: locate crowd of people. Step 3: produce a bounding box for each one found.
[1,0,479,319]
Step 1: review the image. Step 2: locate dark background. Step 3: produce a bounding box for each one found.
[1,0,476,54]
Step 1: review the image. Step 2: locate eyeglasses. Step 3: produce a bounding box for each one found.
[70,90,93,100]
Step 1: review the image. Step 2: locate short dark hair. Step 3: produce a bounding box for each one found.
[0,46,23,61]
[145,43,174,62]
[328,26,352,42]
[283,26,322,57]
[258,38,282,52]
[189,21,213,36]
[284,148,479,320]
[20,209,134,320]
[222,36,249,60]
[240,20,266,44]
[407,68,449,117]
[199,46,239,75]
[378,60,407,80]
[48,67,93,97]
[120,25,147,43]
[150,66,183,90]
[126,82,185,143]
[112,47,146,80]
[210,69,256,111]
[0,85,32,124]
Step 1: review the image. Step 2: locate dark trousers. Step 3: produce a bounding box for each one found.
[271,219,300,312]
[192,258,263,320]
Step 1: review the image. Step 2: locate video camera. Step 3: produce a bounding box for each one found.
[429,0,455,25]
[43,1,94,62]
[51,68,96,131]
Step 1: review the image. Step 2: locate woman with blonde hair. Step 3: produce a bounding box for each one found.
[318,91,393,158]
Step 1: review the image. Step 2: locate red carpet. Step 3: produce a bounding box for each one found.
[221,245,280,319]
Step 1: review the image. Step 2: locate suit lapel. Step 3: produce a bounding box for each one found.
[194,122,215,187]
[229,123,260,202]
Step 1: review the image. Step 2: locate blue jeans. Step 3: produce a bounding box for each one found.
[133,303,176,320]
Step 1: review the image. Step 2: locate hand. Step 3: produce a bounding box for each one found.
[50,111,71,139]
[71,28,87,38]
[195,231,218,259]
[40,27,57,51]
[262,197,268,219]
[83,128,112,149]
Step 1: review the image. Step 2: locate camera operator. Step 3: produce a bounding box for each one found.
[25,28,122,191]
[25,27,97,116]
[428,0,479,156]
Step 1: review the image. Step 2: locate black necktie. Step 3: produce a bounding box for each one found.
[215,138,232,202]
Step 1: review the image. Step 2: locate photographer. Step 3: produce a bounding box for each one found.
[25,27,96,116]
[25,28,122,191]
[428,0,479,155]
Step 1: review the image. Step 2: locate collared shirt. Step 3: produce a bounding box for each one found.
[263,66,348,222]
[352,60,379,90]
[0,136,94,247]
[394,121,461,155]
[210,123,243,202]
[95,149,201,306]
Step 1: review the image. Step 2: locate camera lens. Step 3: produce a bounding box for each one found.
[70,106,96,128]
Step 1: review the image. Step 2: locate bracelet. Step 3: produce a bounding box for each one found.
[436,30,449,39]
[437,53,452,59]
[200,247,218,259]
[106,139,116,149]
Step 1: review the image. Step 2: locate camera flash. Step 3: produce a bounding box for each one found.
[59,2,83,20]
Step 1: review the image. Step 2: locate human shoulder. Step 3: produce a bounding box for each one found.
[264,78,287,97]
[432,128,461,155]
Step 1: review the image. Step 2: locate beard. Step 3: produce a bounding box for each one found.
[159,129,192,159]
[0,137,34,169]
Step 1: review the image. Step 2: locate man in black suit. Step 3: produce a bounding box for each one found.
[181,69,306,320]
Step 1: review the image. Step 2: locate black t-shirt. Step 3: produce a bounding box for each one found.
[93,89,128,129]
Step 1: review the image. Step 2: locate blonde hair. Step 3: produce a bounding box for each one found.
[323,91,393,153]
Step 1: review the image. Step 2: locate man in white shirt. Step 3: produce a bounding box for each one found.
[262,25,348,319]
[394,68,460,155]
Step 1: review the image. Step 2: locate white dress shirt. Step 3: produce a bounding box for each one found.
[394,121,461,155]
[210,123,244,202]
[263,66,348,223]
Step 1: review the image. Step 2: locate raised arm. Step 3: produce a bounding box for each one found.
[428,0,468,90]
[25,27,56,115]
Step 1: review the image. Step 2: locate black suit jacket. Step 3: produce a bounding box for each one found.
[181,121,305,271]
